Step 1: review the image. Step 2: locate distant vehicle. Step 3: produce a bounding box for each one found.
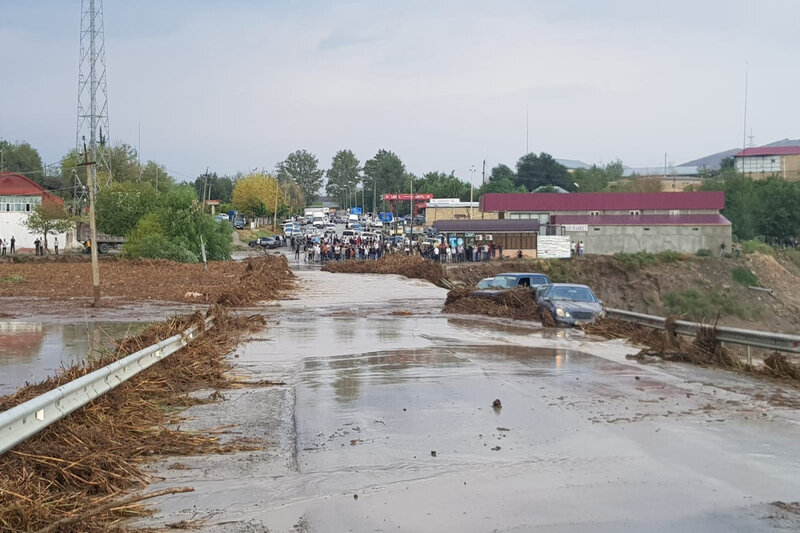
[248,237,280,249]
[76,222,124,254]
[324,224,337,234]
[296,217,308,225]
[341,229,359,242]
[472,272,551,298]
[347,214,359,228]
[361,231,380,241]
[281,219,294,226]
[290,228,302,237]
[536,283,605,326]
[232,214,245,230]
[351,223,364,232]
[476,277,494,289]
[370,219,384,229]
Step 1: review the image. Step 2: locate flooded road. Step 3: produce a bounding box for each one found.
[0,320,148,395]
[138,270,800,532]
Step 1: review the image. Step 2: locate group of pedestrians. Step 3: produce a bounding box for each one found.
[0,236,15,256]
[421,242,500,263]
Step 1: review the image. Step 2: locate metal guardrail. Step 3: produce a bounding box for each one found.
[605,308,800,354]
[0,317,213,456]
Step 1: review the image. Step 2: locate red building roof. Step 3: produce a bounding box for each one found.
[735,146,800,157]
[480,191,724,212]
[552,214,730,226]
[0,172,63,204]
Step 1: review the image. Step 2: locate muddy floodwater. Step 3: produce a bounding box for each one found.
[0,321,148,395]
[130,270,800,532]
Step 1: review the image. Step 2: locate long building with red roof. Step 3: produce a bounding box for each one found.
[472,191,731,255]
[0,172,71,252]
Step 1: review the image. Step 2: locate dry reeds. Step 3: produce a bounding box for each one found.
[442,288,541,321]
[0,307,267,532]
[322,255,447,287]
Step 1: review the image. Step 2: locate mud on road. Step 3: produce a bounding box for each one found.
[0,255,295,318]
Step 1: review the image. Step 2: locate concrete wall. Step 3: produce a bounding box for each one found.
[562,224,732,255]
[425,207,498,224]
[0,213,74,252]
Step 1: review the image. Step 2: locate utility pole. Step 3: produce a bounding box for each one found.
[273,179,279,234]
[79,138,101,308]
[482,159,486,187]
[201,167,209,213]
[372,177,377,218]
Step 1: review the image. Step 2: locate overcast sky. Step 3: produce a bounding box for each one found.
[1,0,798,184]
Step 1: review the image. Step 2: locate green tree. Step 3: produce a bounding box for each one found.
[193,172,235,204]
[124,186,232,262]
[515,152,573,192]
[412,171,471,200]
[476,177,527,196]
[95,181,159,236]
[363,150,407,213]
[756,178,800,241]
[489,163,515,183]
[325,150,361,209]
[0,140,44,182]
[140,161,175,192]
[277,150,324,205]
[231,173,281,218]
[23,200,75,251]
[573,160,625,192]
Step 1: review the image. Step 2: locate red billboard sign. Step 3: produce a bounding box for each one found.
[382,193,434,201]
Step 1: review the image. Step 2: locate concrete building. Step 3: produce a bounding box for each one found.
[480,191,731,255]
[0,172,73,252]
[734,146,800,180]
[423,198,488,225]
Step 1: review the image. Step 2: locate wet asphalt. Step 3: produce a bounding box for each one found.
[132,264,800,532]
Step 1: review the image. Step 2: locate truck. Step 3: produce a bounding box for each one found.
[76,222,125,254]
[304,207,325,219]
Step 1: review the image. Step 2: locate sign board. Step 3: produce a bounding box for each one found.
[475,235,483,241]
[382,193,434,201]
[537,235,572,259]
[350,207,363,215]
[485,234,493,241]
[563,224,588,232]
[378,212,393,222]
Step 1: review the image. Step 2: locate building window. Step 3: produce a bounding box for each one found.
[629,210,640,216]
[593,227,600,231]
[643,227,650,231]
[692,228,699,231]
[588,211,600,216]
[669,209,679,215]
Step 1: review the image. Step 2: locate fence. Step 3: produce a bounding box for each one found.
[605,308,800,358]
[0,317,213,456]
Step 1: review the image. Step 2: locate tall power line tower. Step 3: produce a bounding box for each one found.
[76,0,111,188]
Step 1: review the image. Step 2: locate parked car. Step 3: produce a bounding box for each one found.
[535,283,605,326]
[472,272,551,298]
[248,237,280,249]
[324,224,337,235]
[476,277,494,289]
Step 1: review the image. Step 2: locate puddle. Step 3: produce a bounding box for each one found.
[0,321,148,395]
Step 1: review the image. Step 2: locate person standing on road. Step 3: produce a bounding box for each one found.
[34,238,40,256]
[0,238,5,256]
[54,236,59,255]
[10,236,15,254]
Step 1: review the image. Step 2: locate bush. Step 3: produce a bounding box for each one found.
[696,249,713,257]
[740,240,775,256]
[663,288,757,322]
[731,266,758,287]
[656,250,681,263]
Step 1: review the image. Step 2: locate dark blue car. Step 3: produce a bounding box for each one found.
[536,283,605,326]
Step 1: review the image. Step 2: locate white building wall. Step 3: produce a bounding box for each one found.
[736,155,782,174]
[0,212,73,252]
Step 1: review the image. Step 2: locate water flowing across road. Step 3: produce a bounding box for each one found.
[133,268,800,532]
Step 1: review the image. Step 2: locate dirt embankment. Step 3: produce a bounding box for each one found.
[444,253,800,333]
[0,255,295,309]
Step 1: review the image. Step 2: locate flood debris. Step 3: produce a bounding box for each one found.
[322,255,447,287]
[492,399,502,409]
[443,288,541,321]
[584,318,800,382]
[0,307,270,531]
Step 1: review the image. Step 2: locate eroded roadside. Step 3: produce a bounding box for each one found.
[134,269,800,533]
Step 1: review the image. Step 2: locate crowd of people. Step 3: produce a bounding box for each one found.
[286,234,505,263]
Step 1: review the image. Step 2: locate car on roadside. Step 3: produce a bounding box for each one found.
[476,277,494,289]
[248,237,280,249]
[535,283,605,326]
[472,272,551,298]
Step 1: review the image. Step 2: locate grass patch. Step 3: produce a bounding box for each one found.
[782,248,800,270]
[696,248,713,257]
[0,275,24,283]
[237,228,275,242]
[731,266,758,287]
[663,288,758,322]
[614,251,683,271]
[740,240,775,256]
